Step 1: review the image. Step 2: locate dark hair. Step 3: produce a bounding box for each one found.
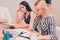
[20,1,32,12]
[34,0,41,6]
[45,0,51,4]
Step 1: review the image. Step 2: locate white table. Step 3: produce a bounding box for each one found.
[4,29,38,40]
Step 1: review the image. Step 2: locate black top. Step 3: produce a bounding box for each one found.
[24,13,30,24]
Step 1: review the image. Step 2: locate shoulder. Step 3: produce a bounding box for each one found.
[46,15,55,22]
[48,14,54,19]
[30,11,36,17]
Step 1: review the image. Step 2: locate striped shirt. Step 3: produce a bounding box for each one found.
[33,16,57,40]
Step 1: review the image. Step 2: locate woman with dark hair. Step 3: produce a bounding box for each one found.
[15,1,36,29]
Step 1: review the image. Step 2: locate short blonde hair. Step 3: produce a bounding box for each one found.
[35,0,50,17]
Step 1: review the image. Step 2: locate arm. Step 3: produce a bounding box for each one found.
[48,17,56,40]
[16,9,25,23]
[31,30,41,36]
[15,9,29,28]
[14,23,29,28]
[28,12,36,30]
[19,12,36,28]
[16,12,36,29]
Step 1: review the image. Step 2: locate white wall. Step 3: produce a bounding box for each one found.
[0,0,60,26]
[53,0,60,27]
[0,0,34,21]
[0,0,20,21]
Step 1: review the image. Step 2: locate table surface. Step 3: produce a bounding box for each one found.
[0,28,39,40]
[0,22,40,40]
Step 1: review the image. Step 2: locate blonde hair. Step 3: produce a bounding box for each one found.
[35,0,50,17]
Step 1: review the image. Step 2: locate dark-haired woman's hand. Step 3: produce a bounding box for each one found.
[16,8,21,23]
[16,7,21,12]
[16,8,20,13]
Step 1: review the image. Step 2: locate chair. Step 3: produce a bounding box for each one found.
[0,6,12,23]
[56,26,60,40]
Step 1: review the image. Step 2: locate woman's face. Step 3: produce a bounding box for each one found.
[34,4,43,16]
[20,5,26,13]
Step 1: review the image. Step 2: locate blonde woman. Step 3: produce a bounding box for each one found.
[33,0,57,40]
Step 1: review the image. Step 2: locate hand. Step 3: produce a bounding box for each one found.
[38,35,44,40]
[38,35,51,40]
[28,27,33,31]
[16,8,20,13]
